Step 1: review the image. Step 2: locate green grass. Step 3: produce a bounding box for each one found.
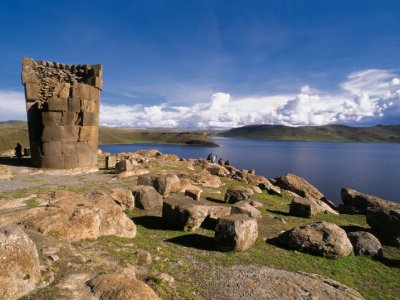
[24,198,40,207]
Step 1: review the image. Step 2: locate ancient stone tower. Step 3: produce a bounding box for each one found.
[21,58,102,169]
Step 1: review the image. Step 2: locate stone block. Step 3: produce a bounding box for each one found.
[24,82,40,100]
[29,141,41,167]
[61,141,77,155]
[87,138,99,152]
[46,98,68,111]
[41,155,65,169]
[92,64,102,77]
[82,111,98,126]
[81,99,98,112]
[68,98,81,112]
[77,142,97,167]
[21,70,39,84]
[62,111,79,126]
[42,142,61,156]
[79,126,97,142]
[71,83,91,99]
[54,83,70,98]
[42,111,62,126]
[60,125,79,142]
[41,126,61,142]
[89,86,101,100]
[105,156,117,169]
[64,153,80,168]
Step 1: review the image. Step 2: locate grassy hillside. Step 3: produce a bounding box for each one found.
[220,124,400,143]
[0,122,217,153]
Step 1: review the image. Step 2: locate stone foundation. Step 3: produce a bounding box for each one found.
[21,58,102,169]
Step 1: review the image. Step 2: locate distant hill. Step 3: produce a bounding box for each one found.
[0,122,218,153]
[220,124,400,143]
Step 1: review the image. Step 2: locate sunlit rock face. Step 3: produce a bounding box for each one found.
[21,57,102,169]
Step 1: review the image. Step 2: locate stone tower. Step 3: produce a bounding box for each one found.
[21,58,102,169]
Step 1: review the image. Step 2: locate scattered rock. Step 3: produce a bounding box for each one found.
[251,186,262,194]
[184,170,223,188]
[231,201,262,219]
[215,214,258,251]
[341,188,399,214]
[133,149,161,157]
[50,254,60,262]
[110,188,135,211]
[259,180,282,196]
[115,159,135,173]
[366,206,400,246]
[137,174,181,197]
[275,221,353,259]
[132,185,163,210]
[155,273,175,287]
[274,216,286,224]
[157,154,180,162]
[135,249,152,265]
[0,225,41,300]
[289,196,338,218]
[42,247,60,256]
[347,231,383,258]
[117,168,149,179]
[184,186,203,201]
[23,191,136,241]
[206,164,230,177]
[249,200,263,208]
[87,273,160,300]
[274,173,324,200]
[224,186,254,204]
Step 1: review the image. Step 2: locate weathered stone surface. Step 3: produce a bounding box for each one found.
[182,169,223,188]
[135,249,152,265]
[231,201,262,219]
[276,221,353,259]
[115,159,134,173]
[157,153,180,162]
[137,174,181,197]
[110,188,135,211]
[0,225,41,300]
[259,180,282,196]
[215,214,258,251]
[289,196,338,218]
[162,196,230,231]
[105,155,117,169]
[341,188,399,214]
[224,186,254,204]
[86,273,160,300]
[23,190,136,241]
[201,265,364,300]
[274,173,325,200]
[132,185,163,210]
[366,206,400,246]
[22,57,101,169]
[117,169,150,179]
[347,231,383,258]
[206,164,230,177]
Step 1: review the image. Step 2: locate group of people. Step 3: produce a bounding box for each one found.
[207,153,229,166]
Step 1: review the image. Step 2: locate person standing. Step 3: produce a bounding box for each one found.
[15,143,22,164]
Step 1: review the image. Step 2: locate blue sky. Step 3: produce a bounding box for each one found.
[0,0,399,127]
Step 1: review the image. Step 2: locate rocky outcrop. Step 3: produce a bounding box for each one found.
[231,201,262,219]
[289,196,338,218]
[162,196,231,231]
[366,206,400,246]
[22,57,102,169]
[181,169,223,188]
[347,231,383,258]
[109,188,135,211]
[137,174,181,197]
[206,164,230,177]
[341,188,399,214]
[215,214,258,251]
[87,273,160,300]
[0,225,41,300]
[224,186,254,204]
[259,180,282,196]
[184,186,203,201]
[132,185,163,210]
[23,191,136,241]
[276,221,353,259]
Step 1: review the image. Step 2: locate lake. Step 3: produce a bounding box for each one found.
[100,137,400,204]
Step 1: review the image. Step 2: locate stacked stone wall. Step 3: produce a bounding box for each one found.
[21,57,102,169]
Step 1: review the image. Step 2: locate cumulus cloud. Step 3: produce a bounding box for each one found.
[100,68,400,128]
[1,69,399,128]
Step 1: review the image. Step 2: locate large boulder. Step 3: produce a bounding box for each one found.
[183,170,223,188]
[206,164,230,177]
[366,206,400,246]
[215,214,258,252]
[231,201,262,219]
[0,225,41,300]
[109,188,135,211]
[259,180,282,196]
[275,221,353,259]
[341,188,399,214]
[23,191,136,241]
[274,173,326,201]
[289,196,338,218]
[132,185,163,210]
[137,174,181,197]
[115,159,136,174]
[224,186,254,204]
[347,231,383,258]
[162,196,231,231]
[87,273,160,300]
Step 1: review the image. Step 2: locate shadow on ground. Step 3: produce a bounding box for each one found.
[266,209,291,216]
[0,156,31,167]
[165,234,217,251]
[132,215,168,230]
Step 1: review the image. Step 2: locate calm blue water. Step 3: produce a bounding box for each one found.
[100,137,400,204]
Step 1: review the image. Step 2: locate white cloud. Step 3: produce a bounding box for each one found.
[1,69,399,128]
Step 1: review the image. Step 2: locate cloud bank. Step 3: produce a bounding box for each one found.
[1,69,399,128]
